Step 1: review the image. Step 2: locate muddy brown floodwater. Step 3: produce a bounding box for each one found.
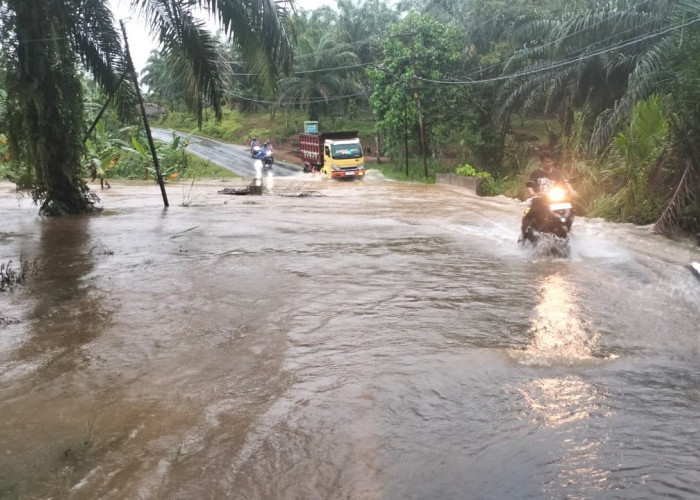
[1,174,699,499]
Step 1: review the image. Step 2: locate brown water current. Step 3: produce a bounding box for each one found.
[1,175,699,499]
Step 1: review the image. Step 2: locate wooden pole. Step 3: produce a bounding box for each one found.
[411,55,428,179]
[120,20,169,208]
[404,89,409,176]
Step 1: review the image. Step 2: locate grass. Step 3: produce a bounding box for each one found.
[87,239,114,256]
[82,419,96,450]
[182,154,238,179]
[180,179,197,207]
[0,259,31,291]
[370,159,438,183]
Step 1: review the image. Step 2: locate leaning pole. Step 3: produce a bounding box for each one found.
[120,20,169,208]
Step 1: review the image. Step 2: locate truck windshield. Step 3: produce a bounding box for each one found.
[331,143,362,159]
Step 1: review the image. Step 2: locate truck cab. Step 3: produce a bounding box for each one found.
[321,137,365,179]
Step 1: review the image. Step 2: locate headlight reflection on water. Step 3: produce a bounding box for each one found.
[518,376,613,494]
[506,273,616,494]
[510,272,615,367]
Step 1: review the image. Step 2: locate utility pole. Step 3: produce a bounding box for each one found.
[120,20,169,208]
[403,89,408,176]
[410,35,429,178]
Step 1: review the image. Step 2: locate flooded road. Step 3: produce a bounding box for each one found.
[1,176,699,499]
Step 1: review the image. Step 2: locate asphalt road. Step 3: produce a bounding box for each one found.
[151,128,301,177]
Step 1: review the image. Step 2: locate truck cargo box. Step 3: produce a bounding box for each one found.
[299,131,360,165]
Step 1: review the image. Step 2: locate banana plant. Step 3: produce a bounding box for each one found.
[122,130,190,180]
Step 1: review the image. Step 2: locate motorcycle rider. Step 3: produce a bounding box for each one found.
[520,150,575,242]
[527,150,575,197]
[254,141,273,167]
[249,137,260,156]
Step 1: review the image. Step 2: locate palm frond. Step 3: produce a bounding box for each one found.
[131,0,230,123]
[206,0,295,93]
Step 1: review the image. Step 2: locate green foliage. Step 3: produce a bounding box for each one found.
[455,163,499,196]
[588,96,669,223]
[0,0,296,214]
[104,127,237,181]
[182,155,238,179]
[160,110,250,143]
[370,161,432,184]
[84,121,132,168]
[277,21,365,119]
[455,164,478,176]
[368,13,467,158]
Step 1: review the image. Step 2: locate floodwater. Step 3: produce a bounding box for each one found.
[1,175,699,499]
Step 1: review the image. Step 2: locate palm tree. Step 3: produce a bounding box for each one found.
[276,10,365,119]
[141,50,181,102]
[0,0,293,215]
[494,0,690,149]
[334,0,399,66]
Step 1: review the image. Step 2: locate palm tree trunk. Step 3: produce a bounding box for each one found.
[8,0,92,215]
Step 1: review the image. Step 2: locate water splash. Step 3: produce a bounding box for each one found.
[253,159,263,179]
[265,171,274,194]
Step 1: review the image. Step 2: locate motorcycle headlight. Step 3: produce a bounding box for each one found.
[547,186,566,202]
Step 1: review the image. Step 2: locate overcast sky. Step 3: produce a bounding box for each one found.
[109,0,335,74]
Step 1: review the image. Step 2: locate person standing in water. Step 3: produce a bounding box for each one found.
[88,158,110,190]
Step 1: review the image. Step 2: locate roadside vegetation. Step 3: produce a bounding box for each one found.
[0,0,698,238]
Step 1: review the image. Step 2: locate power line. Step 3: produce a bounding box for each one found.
[228,91,369,105]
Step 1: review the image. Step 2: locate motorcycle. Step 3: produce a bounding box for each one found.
[519,181,574,244]
[254,147,274,169]
[250,144,261,158]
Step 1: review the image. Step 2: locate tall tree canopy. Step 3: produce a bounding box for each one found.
[367,12,467,162]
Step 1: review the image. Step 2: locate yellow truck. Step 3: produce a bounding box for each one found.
[299,122,365,179]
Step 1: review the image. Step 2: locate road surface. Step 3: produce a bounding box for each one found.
[151,128,300,177]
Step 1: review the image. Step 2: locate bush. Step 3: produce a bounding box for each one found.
[455,163,499,196]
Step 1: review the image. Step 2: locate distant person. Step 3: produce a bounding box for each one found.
[88,158,110,190]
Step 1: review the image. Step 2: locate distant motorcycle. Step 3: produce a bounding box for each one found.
[250,144,261,158]
[519,182,574,244]
[254,147,274,169]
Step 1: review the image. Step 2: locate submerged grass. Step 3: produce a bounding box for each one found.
[0,258,34,291]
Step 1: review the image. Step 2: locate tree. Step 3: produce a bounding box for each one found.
[494,0,690,149]
[367,12,467,171]
[277,9,365,119]
[334,0,400,67]
[141,50,182,103]
[0,0,293,215]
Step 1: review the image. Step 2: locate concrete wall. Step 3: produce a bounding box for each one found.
[435,173,484,195]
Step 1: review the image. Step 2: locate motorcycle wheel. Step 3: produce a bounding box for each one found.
[519,225,536,244]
